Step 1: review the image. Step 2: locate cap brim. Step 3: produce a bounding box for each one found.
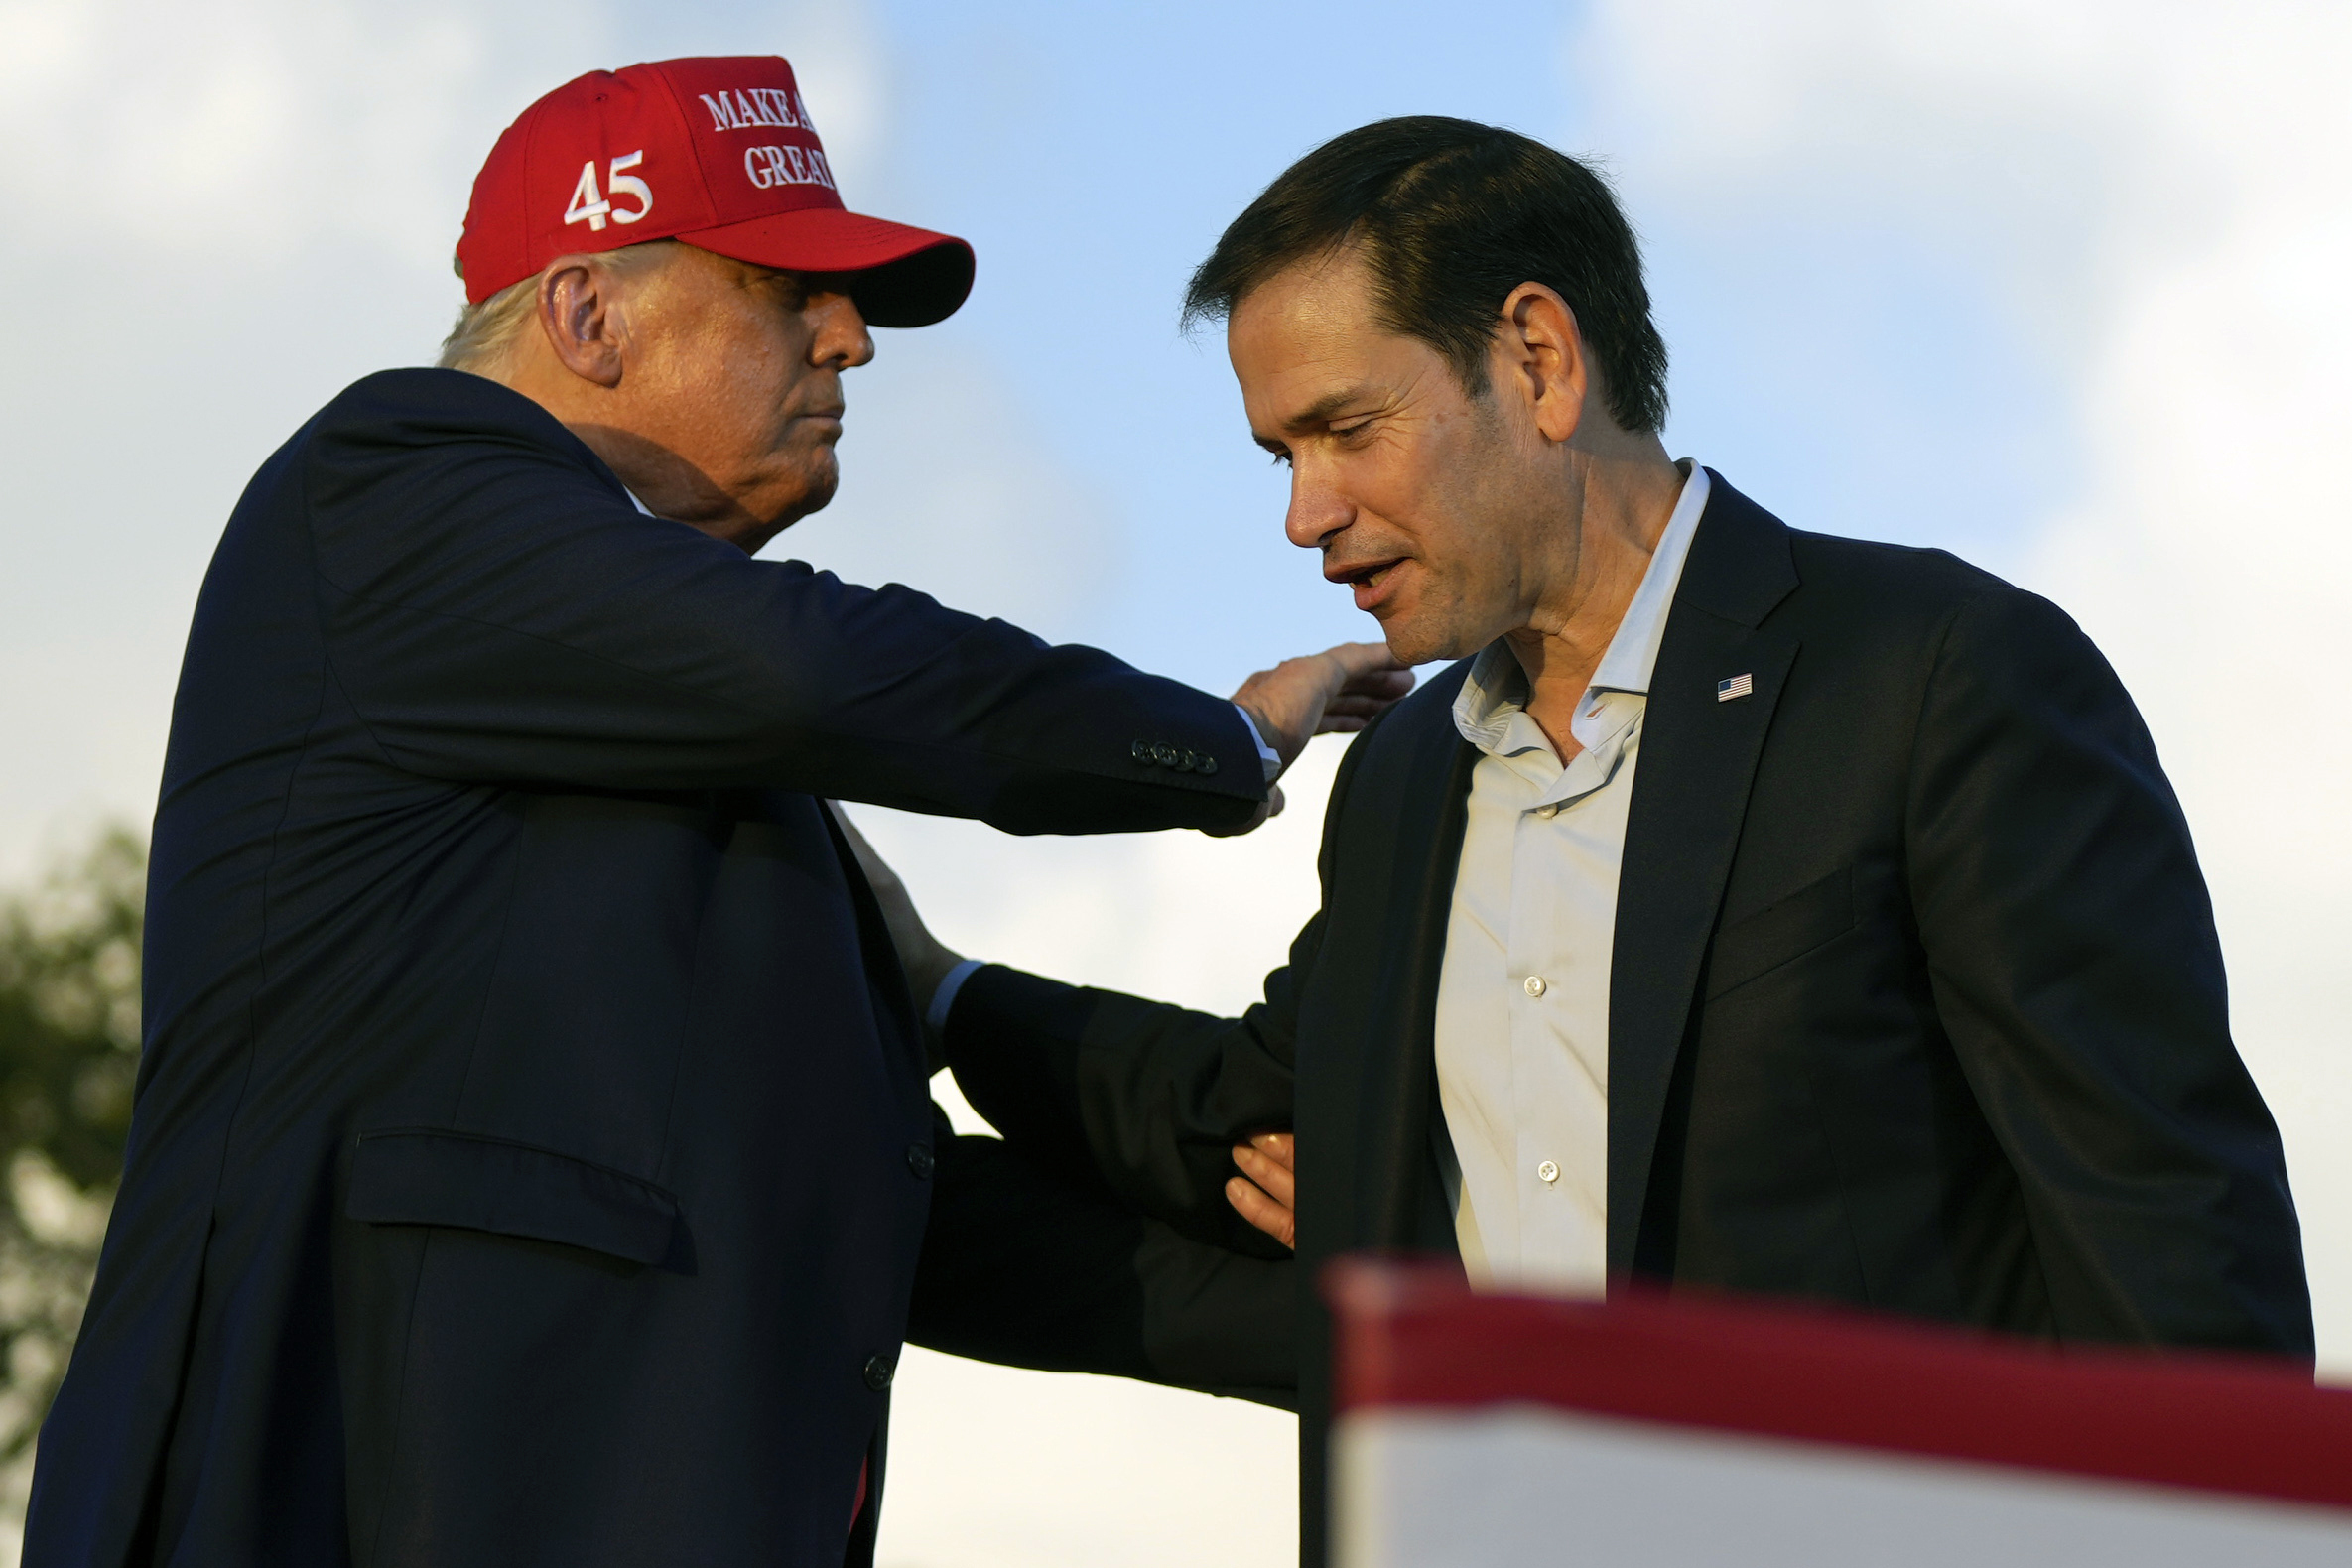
[678,208,975,327]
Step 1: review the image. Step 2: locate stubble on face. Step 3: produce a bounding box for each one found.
[1228,250,1563,667]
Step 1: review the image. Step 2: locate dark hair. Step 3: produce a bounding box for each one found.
[1183,117,1669,434]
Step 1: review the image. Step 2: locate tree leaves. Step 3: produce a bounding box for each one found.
[0,827,143,1465]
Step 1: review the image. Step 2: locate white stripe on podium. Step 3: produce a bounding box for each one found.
[1335,1406,2352,1568]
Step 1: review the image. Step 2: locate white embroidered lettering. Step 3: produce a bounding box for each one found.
[606,150,651,223]
[563,160,611,231]
[697,85,819,137]
[566,154,653,229]
[743,145,832,189]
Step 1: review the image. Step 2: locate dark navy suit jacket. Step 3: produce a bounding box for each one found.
[25,368,1267,1568]
[945,473,2313,1568]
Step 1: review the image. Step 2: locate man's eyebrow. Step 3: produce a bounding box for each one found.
[1252,385,1381,451]
[1282,386,1376,433]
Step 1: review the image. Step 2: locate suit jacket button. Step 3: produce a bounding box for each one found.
[905,1143,935,1179]
[863,1354,896,1391]
[1131,739,1154,765]
[1178,750,1203,772]
[1196,753,1218,775]
[1152,743,1180,767]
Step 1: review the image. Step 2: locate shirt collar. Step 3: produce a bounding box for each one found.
[1590,459,1710,697]
[1452,461,1711,753]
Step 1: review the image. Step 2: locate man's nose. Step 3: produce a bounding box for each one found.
[1284,467,1351,552]
[810,292,875,369]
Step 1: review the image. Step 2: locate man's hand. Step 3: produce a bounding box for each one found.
[1233,642,1413,774]
[1205,643,1411,838]
[830,805,965,1072]
[1227,1131,1296,1250]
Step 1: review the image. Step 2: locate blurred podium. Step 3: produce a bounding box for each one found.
[1327,1260,2352,1567]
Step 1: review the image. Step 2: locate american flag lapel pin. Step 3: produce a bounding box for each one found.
[1717,673,1755,703]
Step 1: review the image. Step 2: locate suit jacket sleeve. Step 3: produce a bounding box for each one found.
[907,1110,1295,1404]
[939,724,1389,1256]
[944,951,1303,1260]
[298,373,1261,833]
[1906,587,2311,1352]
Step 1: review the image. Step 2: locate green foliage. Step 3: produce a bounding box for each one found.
[0,828,143,1462]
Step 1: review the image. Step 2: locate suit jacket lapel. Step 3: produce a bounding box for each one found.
[1608,474,1801,1276]
[1353,672,1479,1253]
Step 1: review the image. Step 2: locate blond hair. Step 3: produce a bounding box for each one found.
[437,240,686,375]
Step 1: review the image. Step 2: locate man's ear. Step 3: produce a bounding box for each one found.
[536,258,626,389]
[1497,282,1589,445]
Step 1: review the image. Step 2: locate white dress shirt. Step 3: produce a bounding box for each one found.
[1433,461,1709,1294]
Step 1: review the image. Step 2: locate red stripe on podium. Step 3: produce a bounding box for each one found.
[1326,1259,2352,1513]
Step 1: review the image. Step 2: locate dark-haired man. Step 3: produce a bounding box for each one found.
[877,116,2312,1564]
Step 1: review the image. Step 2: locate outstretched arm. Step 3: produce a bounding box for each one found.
[305,375,1405,836]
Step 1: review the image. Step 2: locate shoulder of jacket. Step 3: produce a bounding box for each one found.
[305,367,608,475]
[1374,657,1474,743]
[1780,531,2103,689]
[1783,529,2045,624]
[1326,656,1472,796]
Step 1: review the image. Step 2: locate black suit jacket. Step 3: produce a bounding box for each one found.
[944,472,2312,1567]
[26,368,1268,1568]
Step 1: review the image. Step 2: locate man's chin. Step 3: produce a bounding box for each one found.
[758,460,840,534]
[1372,607,1477,669]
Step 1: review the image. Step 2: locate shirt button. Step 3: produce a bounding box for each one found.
[905,1143,934,1180]
[1523,975,1547,997]
[1532,802,1560,819]
[863,1354,896,1391]
[1537,1159,1561,1185]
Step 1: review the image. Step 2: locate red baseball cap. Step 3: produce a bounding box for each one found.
[457,56,974,327]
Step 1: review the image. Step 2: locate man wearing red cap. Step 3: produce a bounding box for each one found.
[23,57,1388,1568]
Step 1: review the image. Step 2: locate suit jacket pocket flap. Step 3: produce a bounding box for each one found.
[347,1128,679,1267]
[1705,865,1858,999]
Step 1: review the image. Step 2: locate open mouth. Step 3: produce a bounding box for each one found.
[1328,557,1408,612]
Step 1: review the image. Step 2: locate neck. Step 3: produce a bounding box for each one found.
[1503,445,1687,758]
[492,360,774,556]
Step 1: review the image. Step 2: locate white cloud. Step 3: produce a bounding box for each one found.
[0,0,893,267]
[0,0,512,262]
[1573,0,2352,1364]
[877,1347,1295,1568]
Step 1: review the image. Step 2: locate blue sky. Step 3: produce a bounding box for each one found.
[781,0,2069,688]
